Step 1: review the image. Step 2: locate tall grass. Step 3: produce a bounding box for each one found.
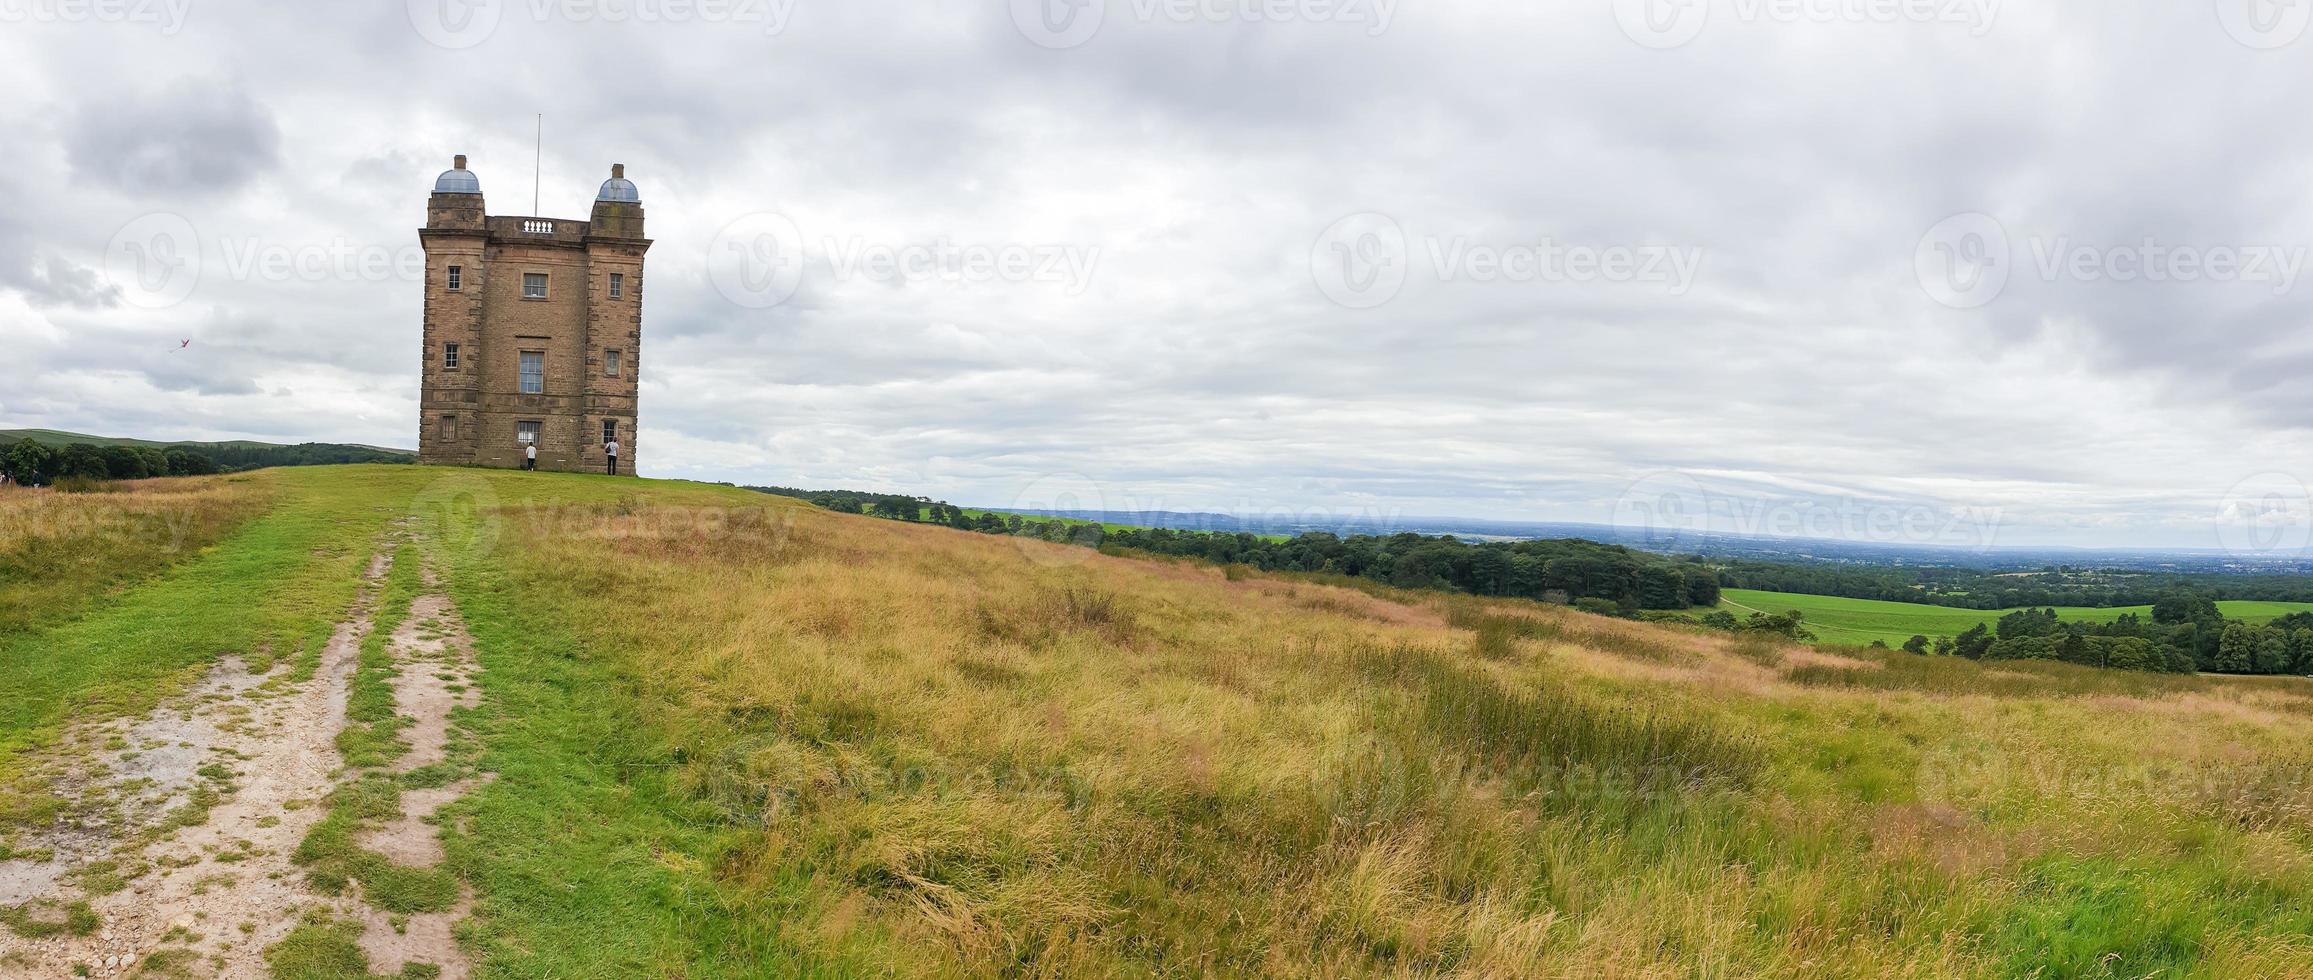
[26,467,2313,976]
[430,482,2313,976]
[0,476,271,636]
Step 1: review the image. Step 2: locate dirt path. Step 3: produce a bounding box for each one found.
[0,547,490,979]
[349,577,485,979]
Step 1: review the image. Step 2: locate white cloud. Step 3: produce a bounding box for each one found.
[0,2,2309,548]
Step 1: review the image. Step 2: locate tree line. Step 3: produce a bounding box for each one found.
[746,486,2313,678]
[1718,560,2313,609]
[744,487,1721,610]
[1821,592,2313,676]
[0,438,411,486]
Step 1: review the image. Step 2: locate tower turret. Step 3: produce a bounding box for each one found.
[588,163,645,239]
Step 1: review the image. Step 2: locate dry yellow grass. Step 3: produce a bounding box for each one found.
[0,475,272,635]
[430,480,2313,977]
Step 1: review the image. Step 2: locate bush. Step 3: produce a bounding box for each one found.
[52,475,117,494]
[1572,597,1622,617]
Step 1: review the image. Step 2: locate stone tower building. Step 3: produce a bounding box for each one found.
[417,155,650,474]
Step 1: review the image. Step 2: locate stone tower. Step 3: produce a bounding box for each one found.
[417,155,650,473]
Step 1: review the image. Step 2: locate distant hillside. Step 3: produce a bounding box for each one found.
[0,428,414,456]
[0,428,412,482]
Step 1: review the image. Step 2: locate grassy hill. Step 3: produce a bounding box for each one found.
[1718,588,2313,648]
[9,467,2313,975]
[0,427,413,456]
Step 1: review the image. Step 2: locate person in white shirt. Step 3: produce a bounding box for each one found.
[604,437,620,476]
[523,442,536,471]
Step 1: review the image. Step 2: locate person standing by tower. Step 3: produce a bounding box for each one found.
[524,441,537,471]
[604,435,619,476]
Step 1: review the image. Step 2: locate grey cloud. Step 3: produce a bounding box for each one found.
[2,1,2311,545]
[65,81,281,197]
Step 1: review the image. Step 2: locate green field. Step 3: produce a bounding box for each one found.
[22,469,2313,974]
[1717,588,2313,648]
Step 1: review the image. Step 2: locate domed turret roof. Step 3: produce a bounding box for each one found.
[434,154,480,194]
[596,163,638,203]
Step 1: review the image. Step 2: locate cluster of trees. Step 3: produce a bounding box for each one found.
[1720,560,2313,610]
[1868,592,2313,675]
[746,487,941,520]
[0,439,409,485]
[1689,608,1816,641]
[1097,527,1721,610]
[745,485,2313,678]
[749,487,1723,611]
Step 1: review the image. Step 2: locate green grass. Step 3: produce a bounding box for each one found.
[1716,588,2313,649]
[0,468,416,825]
[21,465,2313,975]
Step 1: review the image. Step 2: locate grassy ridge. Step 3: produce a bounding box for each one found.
[413,471,2313,976]
[1717,588,2313,648]
[16,467,2313,975]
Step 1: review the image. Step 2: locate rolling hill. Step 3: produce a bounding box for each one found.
[0,428,413,456]
[1718,588,2313,649]
[6,466,2313,975]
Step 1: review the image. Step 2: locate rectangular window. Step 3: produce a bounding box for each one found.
[604,348,621,377]
[441,415,458,441]
[443,342,459,369]
[446,265,462,291]
[601,419,617,445]
[609,273,623,298]
[516,421,540,445]
[523,272,547,299]
[519,350,544,394]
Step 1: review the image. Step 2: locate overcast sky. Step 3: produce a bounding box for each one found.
[4,0,2312,550]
